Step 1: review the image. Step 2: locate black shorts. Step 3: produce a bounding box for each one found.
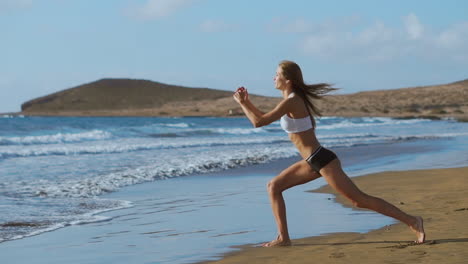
[305,146,337,173]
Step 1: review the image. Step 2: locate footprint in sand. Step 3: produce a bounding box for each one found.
[411,250,427,256]
[329,252,345,258]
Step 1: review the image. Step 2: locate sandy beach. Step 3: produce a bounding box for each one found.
[202,166,468,264]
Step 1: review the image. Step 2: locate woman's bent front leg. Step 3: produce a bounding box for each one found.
[264,160,321,247]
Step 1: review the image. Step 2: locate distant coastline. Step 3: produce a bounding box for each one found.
[4,78,467,122]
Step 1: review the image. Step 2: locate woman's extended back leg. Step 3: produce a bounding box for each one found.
[319,159,425,243]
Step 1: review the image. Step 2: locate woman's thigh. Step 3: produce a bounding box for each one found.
[269,160,321,192]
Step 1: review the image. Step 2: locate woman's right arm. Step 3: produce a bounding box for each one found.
[243,100,264,117]
[234,89,290,128]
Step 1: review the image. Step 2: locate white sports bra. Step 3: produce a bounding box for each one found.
[280,93,314,133]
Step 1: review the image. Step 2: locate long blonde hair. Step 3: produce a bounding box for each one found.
[278,60,338,127]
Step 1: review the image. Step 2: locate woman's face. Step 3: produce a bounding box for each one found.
[274,67,288,90]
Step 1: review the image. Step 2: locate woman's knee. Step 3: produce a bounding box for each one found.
[350,198,365,208]
[348,193,370,209]
[267,179,283,195]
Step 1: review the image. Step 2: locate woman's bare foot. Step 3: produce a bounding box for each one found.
[262,235,291,247]
[410,216,425,244]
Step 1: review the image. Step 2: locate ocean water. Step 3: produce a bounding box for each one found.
[1,115,467,252]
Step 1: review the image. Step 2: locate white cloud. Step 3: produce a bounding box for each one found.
[0,0,33,13]
[199,19,237,33]
[404,13,424,40]
[435,22,468,62]
[302,32,337,54]
[436,21,468,48]
[355,21,395,45]
[275,18,314,33]
[285,18,312,33]
[125,0,194,20]
[303,20,402,62]
[269,15,360,34]
[299,14,468,63]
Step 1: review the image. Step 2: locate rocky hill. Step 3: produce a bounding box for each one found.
[21,79,235,115]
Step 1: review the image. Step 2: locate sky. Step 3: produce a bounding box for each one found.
[2,0,468,113]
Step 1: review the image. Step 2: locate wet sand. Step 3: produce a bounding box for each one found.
[203,166,468,264]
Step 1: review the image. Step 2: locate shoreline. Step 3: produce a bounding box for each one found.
[2,112,467,122]
[201,166,468,264]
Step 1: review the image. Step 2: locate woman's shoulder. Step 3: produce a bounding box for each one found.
[279,93,300,110]
[286,93,309,116]
[286,93,304,104]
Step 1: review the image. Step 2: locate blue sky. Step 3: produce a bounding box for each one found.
[2,0,467,113]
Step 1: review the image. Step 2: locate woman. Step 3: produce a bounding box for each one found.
[233,60,425,247]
